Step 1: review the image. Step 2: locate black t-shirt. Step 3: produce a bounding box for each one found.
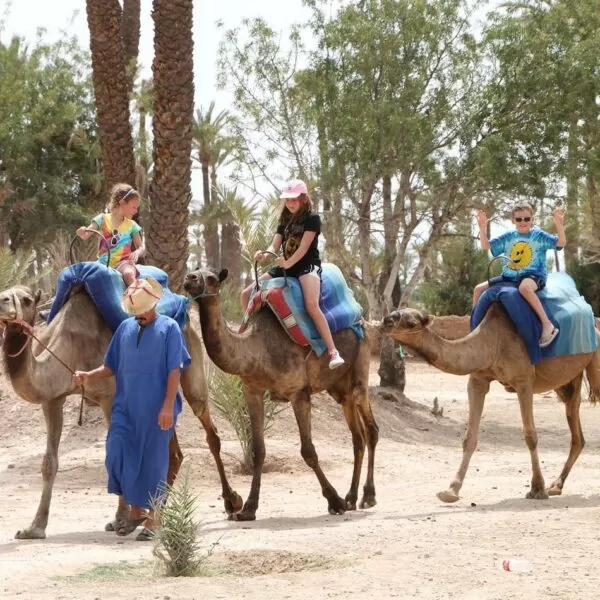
[276,211,321,275]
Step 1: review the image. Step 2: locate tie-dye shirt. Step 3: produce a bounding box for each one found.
[489,227,559,282]
[91,213,142,268]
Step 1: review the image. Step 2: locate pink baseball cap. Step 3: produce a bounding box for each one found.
[280,178,308,199]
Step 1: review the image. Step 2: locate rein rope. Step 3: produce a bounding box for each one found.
[3,292,87,426]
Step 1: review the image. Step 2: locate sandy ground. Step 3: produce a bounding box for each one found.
[2,356,600,600]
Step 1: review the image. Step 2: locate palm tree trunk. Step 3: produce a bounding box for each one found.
[221,221,242,292]
[121,0,141,93]
[146,0,194,292]
[201,160,220,267]
[86,0,136,190]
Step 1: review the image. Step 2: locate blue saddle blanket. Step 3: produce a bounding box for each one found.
[47,262,190,331]
[471,272,597,364]
[250,263,364,357]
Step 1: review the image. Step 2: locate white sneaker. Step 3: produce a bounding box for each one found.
[328,349,345,370]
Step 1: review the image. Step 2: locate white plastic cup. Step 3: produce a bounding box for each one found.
[502,559,531,573]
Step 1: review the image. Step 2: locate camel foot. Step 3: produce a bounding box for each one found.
[359,495,377,509]
[546,483,563,496]
[227,510,256,522]
[327,495,347,515]
[345,492,358,511]
[15,526,46,540]
[526,488,549,500]
[224,491,244,515]
[437,489,460,503]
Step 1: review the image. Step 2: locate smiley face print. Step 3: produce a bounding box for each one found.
[508,241,533,270]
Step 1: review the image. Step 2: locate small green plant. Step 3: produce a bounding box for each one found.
[207,363,286,472]
[152,466,207,577]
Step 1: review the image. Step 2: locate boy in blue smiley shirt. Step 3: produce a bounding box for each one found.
[473,203,566,348]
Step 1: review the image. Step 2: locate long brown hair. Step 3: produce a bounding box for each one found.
[277,193,315,228]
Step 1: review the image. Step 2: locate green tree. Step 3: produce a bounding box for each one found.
[218,1,492,318]
[480,0,600,254]
[417,225,494,315]
[0,35,100,251]
[192,102,237,268]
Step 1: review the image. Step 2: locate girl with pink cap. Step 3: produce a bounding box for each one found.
[241,178,345,369]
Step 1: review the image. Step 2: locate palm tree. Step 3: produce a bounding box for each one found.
[216,185,244,293]
[146,0,195,292]
[85,0,136,190]
[121,0,141,93]
[192,103,236,268]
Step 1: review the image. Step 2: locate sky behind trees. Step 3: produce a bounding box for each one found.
[0,0,310,109]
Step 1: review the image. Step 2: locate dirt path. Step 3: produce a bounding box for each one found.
[1,360,600,599]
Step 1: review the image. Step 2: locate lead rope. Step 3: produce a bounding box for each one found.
[5,297,87,425]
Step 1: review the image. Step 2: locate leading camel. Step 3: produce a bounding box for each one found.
[380,305,600,502]
[183,267,379,521]
[0,284,242,539]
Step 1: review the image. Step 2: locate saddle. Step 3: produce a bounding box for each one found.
[46,262,189,331]
[471,272,597,364]
[239,263,364,357]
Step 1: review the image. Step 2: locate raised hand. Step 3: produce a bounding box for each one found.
[552,205,565,226]
[476,209,488,230]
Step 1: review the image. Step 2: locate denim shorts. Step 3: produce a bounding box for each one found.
[489,273,546,291]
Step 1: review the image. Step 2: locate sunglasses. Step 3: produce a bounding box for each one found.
[110,228,120,247]
[514,216,532,223]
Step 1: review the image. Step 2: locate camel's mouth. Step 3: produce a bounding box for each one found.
[0,312,17,325]
[381,314,399,331]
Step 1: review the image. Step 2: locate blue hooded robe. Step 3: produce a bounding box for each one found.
[104,314,191,508]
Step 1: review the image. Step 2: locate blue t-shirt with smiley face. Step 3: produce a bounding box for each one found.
[489,227,559,282]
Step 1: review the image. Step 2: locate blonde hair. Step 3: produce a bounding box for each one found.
[108,183,140,211]
[511,203,534,217]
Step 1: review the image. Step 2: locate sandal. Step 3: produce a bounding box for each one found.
[135,527,156,541]
[540,326,559,348]
[115,516,148,537]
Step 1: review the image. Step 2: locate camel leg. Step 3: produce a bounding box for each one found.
[438,375,489,503]
[16,398,66,539]
[180,351,243,515]
[340,400,365,510]
[291,389,347,516]
[167,431,184,486]
[356,388,379,509]
[230,386,266,521]
[195,406,243,514]
[547,376,585,496]
[518,388,548,500]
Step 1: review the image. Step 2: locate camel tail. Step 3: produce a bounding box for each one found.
[585,349,600,404]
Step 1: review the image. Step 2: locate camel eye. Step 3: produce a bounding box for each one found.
[22,297,32,306]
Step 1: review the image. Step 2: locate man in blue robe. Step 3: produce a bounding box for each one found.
[74,277,191,540]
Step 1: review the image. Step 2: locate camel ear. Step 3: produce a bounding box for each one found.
[34,289,42,304]
[218,269,228,283]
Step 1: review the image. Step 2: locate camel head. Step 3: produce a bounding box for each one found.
[0,285,42,330]
[183,268,229,300]
[380,308,432,341]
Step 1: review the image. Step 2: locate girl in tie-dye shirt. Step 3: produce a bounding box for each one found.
[76,184,145,286]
